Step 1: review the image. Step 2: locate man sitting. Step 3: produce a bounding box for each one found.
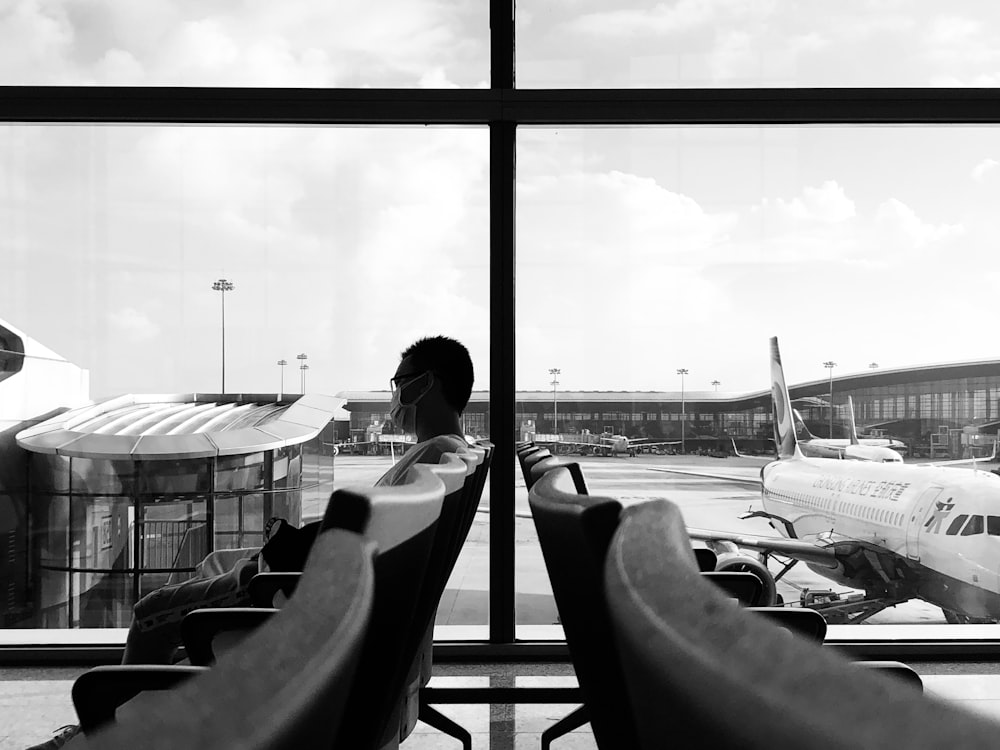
[28,335,475,750]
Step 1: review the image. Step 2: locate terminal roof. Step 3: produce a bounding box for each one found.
[16,393,343,460]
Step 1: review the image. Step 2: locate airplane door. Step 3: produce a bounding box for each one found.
[905,486,943,562]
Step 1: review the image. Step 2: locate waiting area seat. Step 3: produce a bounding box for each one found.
[527,461,921,748]
[68,520,376,749]
[605,499,1000,749]
[66,461,449,749]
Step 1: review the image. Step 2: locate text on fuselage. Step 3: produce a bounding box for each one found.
[811,475,911,501]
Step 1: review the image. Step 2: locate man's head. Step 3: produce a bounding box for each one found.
[390,336,473,439]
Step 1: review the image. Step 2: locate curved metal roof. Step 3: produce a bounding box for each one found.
[15,393,343,460]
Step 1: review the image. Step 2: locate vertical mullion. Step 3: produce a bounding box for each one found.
[489,0,516,645]
[489,121,516,644]
[491,0,514,90]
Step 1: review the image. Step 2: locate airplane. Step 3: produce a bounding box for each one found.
[794,399,908,459]
[733,396,994,466]
[649,336,1000,625]
[536,432,682,457]
[736,396,904,463]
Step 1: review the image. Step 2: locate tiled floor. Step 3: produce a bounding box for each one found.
[7,662,1000,749]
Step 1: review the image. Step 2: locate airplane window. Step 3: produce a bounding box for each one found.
[988,516,1000,536]
[946,515,970,535]
[962,516,985,536]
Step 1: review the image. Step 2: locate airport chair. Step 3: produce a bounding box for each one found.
[527,465,838,749]
[520,448,552,489]
[235,448,486,750]
[529,455,589,494]
[602,499,1000,750]
[517,445,544,483]
[73,464,446,750]
[69,517,376,748]
[415,443,495,749]
[528,465,641,750]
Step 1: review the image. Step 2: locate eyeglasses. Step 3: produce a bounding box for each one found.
[390,370,428,393]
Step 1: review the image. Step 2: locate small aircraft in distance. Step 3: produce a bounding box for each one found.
[651,336,1000,625]
[537,432,681,457]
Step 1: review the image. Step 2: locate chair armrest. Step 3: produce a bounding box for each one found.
[853,660,923,690]
[72,664,206,730]
[181,607,278,666]
[248,572,302,607]
[749,607,827,643]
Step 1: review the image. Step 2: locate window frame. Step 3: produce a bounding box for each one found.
[5,1,1000,661]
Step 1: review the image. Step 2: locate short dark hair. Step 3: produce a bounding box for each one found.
[401,336,474,413]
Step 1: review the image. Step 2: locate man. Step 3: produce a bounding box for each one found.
[28,335,474,750]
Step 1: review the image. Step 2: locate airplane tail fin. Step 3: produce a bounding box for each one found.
[792,408,817,441]
[846,395,860,446]
[770,337,800,460]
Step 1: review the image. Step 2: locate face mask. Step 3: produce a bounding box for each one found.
[389,371,434,434]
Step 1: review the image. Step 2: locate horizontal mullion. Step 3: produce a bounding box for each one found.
[5,87,1000,125]
[506,87,1000,124]
[0,86,500,124]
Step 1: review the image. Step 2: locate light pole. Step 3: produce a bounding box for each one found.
[549,368,561,436]
[277,359,287,399]
[824,360,837,438]
[711,379,720,392]
[296,353,308,393]
[677,368,688,454]
[869,362,879,371]
[211,278,234,392]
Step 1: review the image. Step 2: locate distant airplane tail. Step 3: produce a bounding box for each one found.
[769,337,800,460]
[846,395,860,446]
[792,408,817,442]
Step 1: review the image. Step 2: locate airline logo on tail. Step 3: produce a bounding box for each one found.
[770,337,797,459]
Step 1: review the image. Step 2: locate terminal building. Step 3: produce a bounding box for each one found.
[338,357,1000,457]
[11,392,341,629]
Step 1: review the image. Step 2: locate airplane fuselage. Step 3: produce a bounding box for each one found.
[761,456,1000,619]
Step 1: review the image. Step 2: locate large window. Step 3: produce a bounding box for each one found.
[4,1,1000,652]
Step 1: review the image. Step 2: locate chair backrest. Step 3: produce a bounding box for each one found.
[323,462,447,750]
[528,455,589,494]
[604,499,1000,750]
[521,448,553,489]
[75,526,376,749]
[528,465,640,749]
[516,445,543,484]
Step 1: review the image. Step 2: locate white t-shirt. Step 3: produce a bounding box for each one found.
[374,433,470,487]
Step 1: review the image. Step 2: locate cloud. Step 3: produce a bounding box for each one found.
[109,307,160,342]
[518,169,732,264]
[764,181,857,224]
[972,158,1000,181]
[0,0,487,86]
[565,0,774,37]
[874,198,964,247]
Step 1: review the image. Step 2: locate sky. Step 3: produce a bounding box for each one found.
[3,1,1000,399]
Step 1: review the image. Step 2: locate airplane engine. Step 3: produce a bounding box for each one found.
[714,553,779,606]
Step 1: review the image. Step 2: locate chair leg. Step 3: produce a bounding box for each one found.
[419,700,473,750]
[541,704,590,750]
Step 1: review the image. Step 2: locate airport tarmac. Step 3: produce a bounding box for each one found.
[323,453,949,627]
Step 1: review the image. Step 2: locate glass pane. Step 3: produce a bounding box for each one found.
[2,123,489,631]
[0,1,488,88]
[517,125,1000,629]
[517,2,1000,88]
[70,458,137,496]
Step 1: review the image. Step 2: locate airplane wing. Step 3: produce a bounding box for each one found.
[648,465,763,486]
[730,438,775,461]
[914,440,998,467]
[685,527,840,567]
